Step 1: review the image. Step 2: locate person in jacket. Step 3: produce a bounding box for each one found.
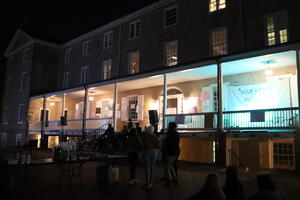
[189,173,226,200]
[164,122,180,187]
[223,166,245,200]
[249,174,281,200]
[125,128,143,185]
[143,125,160,190]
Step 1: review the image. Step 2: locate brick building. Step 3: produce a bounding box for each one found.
[1,0,300,170]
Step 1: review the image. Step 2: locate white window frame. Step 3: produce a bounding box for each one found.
[20,71,27,91]
[82,40,91,56]
[63,72,70,89]
[209,0,226,13]
[103,31,113,49]
[129,20,141,40]
[80,66,89,85]
[7,77,12,95]
[23,48,30,63]
[265,11,289,46]
[64,47,72,63]
[17,103,25,124]
[164,5,178,28]
[3,106,9,125]
[103,59,112,80]
[128,51,140,74]
[1,132,7,146]
[164,40,178,66]
[210,27,228,56]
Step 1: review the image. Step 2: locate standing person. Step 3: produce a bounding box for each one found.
[136,122,142,135]
[125,128,142,185]
[143,126,160,190]
[249,174,281,200]
[164,122,180,187]
[189,173,226,200]
[223,166,245,200]
[127,119,133,130]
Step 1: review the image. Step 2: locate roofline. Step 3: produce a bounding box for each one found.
[62,0,175,47]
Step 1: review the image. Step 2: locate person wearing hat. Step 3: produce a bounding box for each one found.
[143,125,160,190]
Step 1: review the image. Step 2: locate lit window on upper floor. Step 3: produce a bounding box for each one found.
[103,31,113,48]
[129,20,141,40]
[129,51,139,74]
[165,40,178,67]
[209,0,226,12]
[64,47,72,63]
[210,27,228,56]
[103,59,112,80]
[82,40,91,56]
[164,5,178,28]
[23,48,30,63]
[265,11,288,46]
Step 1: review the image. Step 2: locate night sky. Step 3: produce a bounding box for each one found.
[0,0,160,61]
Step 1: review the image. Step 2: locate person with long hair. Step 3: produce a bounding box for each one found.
[189,173,226,200]
[223,166,245,200]
[249,174,281,200]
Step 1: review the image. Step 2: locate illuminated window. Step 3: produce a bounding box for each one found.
[82,40,91,56]
[63,72,70,89]
[128,96,138,121]
[209,0,226,12]
[265,11,288,46]
[210,27,228,56]
[129,20,141,40]
[23,48,30,63]
[64,47,72,63]
[165,41,178,66]
[164,5,178,27]
[20,72,27,91]
[103,31,113,48]
[103,59,112,80]
[17,104,25,124]
[129,52,139,74]
[80,66,89,85]
[273,142,294,169]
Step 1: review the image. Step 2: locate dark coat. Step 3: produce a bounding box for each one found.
[164,130,180,156]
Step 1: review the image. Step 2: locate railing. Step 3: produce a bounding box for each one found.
[165,112,218,129]
[86,118,113,135]
[165,107,300,130]
[223,107,300,129]
[28,121,42,134]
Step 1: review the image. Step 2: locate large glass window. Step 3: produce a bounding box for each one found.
[103,31,113,48]
[116,75,164,131]
[210,27,228,56]
[209,0,226,12]
[86,85,115,134]
[103,59,112,80]
[165,41,178,66]
[129,20,141,40]
[222,51,298,129]
[166,65,218,129]
[129,52,139,74]
[164,5,178,27]
[265,11,288,46]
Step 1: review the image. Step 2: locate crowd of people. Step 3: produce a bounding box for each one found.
[99,120,282,199]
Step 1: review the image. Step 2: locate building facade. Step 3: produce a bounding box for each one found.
[1,0,300,170]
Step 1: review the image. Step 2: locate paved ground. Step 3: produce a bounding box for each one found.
[1,150,300,200]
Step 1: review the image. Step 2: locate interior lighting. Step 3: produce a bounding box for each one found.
[89,96,95,101]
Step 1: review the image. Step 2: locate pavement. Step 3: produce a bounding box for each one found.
[1,150,300,200]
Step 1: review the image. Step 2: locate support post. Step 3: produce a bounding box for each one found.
[59,93,65,142]
[163,73,167,130]
[215,61,226,166]
[82,87,88,140]
[295,50,300,172]
[113,83,118,130]
[40,95,48,150]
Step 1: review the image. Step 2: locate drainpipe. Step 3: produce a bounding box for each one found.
[113,83,118,130]
[82,87,88,140]
[163,73,167,130]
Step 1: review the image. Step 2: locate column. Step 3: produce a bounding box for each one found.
[113,83,118,130]
[40,95,48,149]
[163,73,167,129]
[82,87,88,140]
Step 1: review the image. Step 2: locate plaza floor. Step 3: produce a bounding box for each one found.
[1,150,300,200]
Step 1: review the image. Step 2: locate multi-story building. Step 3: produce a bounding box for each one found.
[1,0,300,170]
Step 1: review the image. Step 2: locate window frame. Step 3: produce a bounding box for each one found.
[80,66,89,85]
[209,0,226,13]
[103,59,112,80]
[129,19,141,40]
[17,103,25,124]
[82,40,91,56]
[64,47,72,63]
[1,132,7,146]
[103,31,113,49]
[63,72,70,89]
[164,5,178,28]
[164,40,178,67]
[3,106,9,125]
[209,27,228,56]
[23,48,30,64]
[128,51,140,75]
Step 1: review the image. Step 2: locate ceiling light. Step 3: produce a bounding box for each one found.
[50,102,55,106]
[265,68,273,76]
[89,96,95,101]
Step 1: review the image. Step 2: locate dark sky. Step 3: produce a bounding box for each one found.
[0,0,160,61]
